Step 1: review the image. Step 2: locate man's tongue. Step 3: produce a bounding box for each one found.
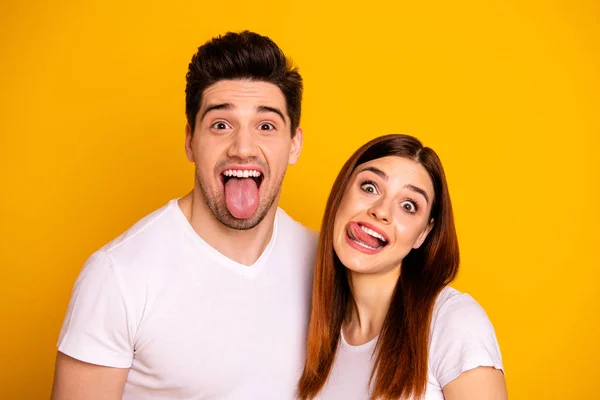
[349,223,381,248]
[225,178,259,219]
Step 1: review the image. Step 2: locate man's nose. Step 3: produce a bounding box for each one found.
[227,126,259,159]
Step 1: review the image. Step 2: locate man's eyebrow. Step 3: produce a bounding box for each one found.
[200,103,232,121]
[358,166,388,180]
[257,105,286,122]
[404,184,430,204]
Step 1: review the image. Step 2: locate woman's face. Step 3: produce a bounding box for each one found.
[333,156,435,275]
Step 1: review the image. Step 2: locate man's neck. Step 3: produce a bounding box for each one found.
[343,266,400,345]
[178,190,277,266]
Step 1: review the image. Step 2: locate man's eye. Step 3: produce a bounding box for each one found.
[211,121,230,130]
[360,182,378,194]
[259,123,275,131]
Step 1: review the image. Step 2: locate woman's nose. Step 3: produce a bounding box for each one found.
[368,200,391,224]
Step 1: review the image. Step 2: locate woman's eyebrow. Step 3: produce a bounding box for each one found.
[358,166,387,180]
[358,167,430,203]
[404,184,429,204]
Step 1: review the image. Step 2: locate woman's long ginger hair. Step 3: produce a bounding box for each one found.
[298,134,460,399]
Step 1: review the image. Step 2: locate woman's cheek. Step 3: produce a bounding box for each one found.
[393,218,419,246]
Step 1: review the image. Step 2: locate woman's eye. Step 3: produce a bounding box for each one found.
[211,121,230,130]
[401,200,417,213]
[360,182,378,194]
[259,123,275,131]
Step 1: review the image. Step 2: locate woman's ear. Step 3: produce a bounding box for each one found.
[413,218,434,249]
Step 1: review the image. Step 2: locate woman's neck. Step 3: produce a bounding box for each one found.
[343,265,400,346]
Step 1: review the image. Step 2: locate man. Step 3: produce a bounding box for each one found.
[51,31,317,399]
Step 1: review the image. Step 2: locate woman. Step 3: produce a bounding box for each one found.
[298,135,506,400]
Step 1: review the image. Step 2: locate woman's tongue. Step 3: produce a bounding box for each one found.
[349,223,381,248]
[225,177,260,219]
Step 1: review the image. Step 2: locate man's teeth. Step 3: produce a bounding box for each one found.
[223,169,262,178]
[359,225,387,243]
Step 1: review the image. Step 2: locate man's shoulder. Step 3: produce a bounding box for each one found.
[100,199,181,262]
[276,207,319,244]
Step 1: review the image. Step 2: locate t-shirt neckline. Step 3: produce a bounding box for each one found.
[340,328,379,353]
[170,199,278,278]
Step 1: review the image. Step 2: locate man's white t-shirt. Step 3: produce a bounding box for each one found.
[57,199,317,399]
[316,287,504,400]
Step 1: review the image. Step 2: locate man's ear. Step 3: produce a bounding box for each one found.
[288,127,303,165]
[185,123,194,162]
[413,218,434,249]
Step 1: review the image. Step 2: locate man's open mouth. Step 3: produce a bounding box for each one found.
[221,169,264,188]
[220,168,265,219]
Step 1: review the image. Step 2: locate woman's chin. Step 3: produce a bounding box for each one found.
[337,252,377,275]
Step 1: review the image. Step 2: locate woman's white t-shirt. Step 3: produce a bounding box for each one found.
[315,286,504,400]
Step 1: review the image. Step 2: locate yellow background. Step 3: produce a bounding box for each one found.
[1,0,598,398]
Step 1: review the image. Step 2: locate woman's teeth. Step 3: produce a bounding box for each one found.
[351,238,381,250]
[359,225,387,244]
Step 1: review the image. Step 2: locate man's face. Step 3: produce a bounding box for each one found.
[185,79,302,230]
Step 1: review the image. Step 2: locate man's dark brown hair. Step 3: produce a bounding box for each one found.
[185,31,303,136]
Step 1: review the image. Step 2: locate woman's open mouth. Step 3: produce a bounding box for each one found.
[346,222,388,254]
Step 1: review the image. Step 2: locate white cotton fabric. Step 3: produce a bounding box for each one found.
[316,286,504,400]
[58,199,317,399]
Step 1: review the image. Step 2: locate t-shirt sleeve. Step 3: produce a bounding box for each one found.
[57,251,134,368]
[429,293,504,388]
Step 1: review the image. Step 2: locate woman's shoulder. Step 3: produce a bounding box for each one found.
[429,286,500,360]
[428,286,504,387]
[431,286,491,330]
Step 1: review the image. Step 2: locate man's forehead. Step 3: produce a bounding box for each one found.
[201,80,286,110]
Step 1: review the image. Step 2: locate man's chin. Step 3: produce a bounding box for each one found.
[219,214,264,231]
[198,181,280,231]
[213,204,271,231]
